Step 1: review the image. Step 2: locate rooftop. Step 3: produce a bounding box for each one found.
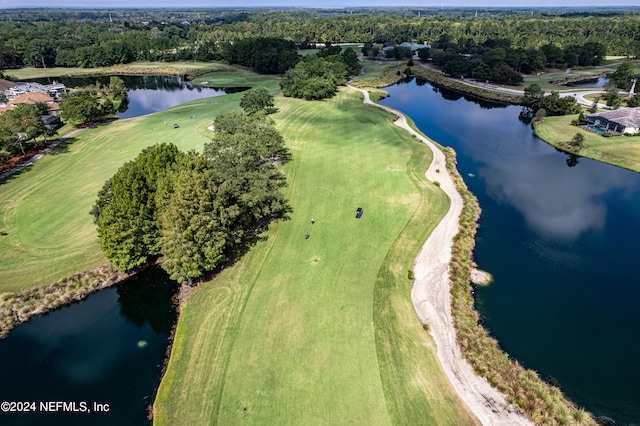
[587,107,640,128]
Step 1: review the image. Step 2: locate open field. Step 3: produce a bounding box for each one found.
[352,60,406,88]
[6,61,236,80]
[0,72,281,291]
[535,114,640,173]
[154,88,476,425]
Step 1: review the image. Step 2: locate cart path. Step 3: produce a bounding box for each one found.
[348,85,533,426]
[0,129,86,182]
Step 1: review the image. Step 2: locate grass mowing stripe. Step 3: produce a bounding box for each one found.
[0,72,280,291]
[155,89,475,425]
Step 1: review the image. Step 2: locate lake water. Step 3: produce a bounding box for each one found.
[0,267,179,426]
[30,75,248,118]
[380,78,640,424]
[567,76,609,88]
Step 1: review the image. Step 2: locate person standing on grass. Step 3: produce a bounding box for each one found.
[311,218,315,225]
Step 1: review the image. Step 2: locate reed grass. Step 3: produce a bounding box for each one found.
[443,147,596,425]
[0,265,130,337]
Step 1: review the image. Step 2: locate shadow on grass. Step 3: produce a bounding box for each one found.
[49,137,77,155]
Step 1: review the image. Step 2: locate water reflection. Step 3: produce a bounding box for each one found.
[0,267,178,426]
[379,78,640,423]
[480,152,636,239]
[27,75,250,119]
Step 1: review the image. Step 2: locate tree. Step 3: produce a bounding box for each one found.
[534,108,547,123]
[568,133,585,150]
[156,155,238,282]
[94,143,182,271]
[239,87,275,115]
[0,104,47,156]
[61,92,114,125]
[627,93,640,108]
[204,112,291,232]
[589,97,600,113]
[608,62,637,90]
[523,84,544,107]
[280,56,347,100]
[606,87,622,109]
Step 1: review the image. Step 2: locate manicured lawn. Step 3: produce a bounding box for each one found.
[0,88,266,291]
[154,89,476,425]
[535,114,640,172]
[6,61,233,80]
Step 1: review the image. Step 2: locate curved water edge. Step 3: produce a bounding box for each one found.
[380,77,640,425]
[0,266,179,426]
[350,84,534,424]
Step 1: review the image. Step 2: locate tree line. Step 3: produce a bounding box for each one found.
[91,90,291,283]
[1,13,639,70]
[424,35,606,86]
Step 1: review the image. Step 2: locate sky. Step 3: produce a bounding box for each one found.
[1,0,639,9]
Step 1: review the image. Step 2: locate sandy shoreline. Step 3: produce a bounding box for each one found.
[349,85,532,425]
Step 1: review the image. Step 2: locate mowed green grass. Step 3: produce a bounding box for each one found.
[0,79,278,291]
[6,61,233,80]
[154,89,477,425]
[535,114,640,172]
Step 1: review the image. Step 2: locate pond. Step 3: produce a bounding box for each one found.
[567,76,609,88]
[380,78,640,425]
[0,267,179,426]
[29,75,249,118]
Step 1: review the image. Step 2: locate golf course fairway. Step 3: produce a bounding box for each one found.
[154,89,477,425]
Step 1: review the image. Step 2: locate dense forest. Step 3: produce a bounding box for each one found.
[0,10,639,70]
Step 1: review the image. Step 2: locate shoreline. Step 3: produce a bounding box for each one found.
[351,84,596,425]
[349,84,533,425]
[0,264,133,338]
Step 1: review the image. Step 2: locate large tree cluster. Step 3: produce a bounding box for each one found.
[428,37,607,86]
[280,45,358,100]
[92,113,291,283]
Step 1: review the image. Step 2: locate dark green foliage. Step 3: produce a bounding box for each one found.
[524,88,581,118]
[627,93,640,108]
[609,62,639,90]
[61,92,114,125]
[0,104,48,159]
[93,115,291,282]
[341,48,362,76]
[606,87,622,109]
[569,133,585,149]
[156,155,240,282]
[239,87,275,115]
[280,56,348,100]
[204,112,291,234]
[94,143,182,271]
[221,37,301,74]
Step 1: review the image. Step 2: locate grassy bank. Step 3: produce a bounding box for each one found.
[443,148,594,425]
[352,61,524,105]
[0,73,280,292]
[535,114,640,173]
[154,88,476,425]
[0,265,130,338]
[6,61,235,81]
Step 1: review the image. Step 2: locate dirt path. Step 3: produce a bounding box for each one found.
[349,85,532,425]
